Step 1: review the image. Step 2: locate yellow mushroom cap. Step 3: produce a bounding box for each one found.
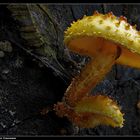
[64,11,140,69]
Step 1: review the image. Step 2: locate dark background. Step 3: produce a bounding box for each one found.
[0,4,140,136]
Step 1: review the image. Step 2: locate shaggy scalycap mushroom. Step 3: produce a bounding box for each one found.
[54,11,140,128]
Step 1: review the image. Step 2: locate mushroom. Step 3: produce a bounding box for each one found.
[54,11,140,128]
[63,11,140,106]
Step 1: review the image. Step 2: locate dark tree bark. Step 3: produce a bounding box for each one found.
[0,4,140,136]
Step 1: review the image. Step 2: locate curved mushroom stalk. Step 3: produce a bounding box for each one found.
[54,38,124,128]
[54,95,124,128]
[64,38,120,107]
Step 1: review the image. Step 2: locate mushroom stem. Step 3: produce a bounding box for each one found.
[64,40,121,107]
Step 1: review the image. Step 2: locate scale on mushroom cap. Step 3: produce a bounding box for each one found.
[54,11,140,128]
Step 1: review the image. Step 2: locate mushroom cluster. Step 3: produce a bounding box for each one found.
[54,11,140,128]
